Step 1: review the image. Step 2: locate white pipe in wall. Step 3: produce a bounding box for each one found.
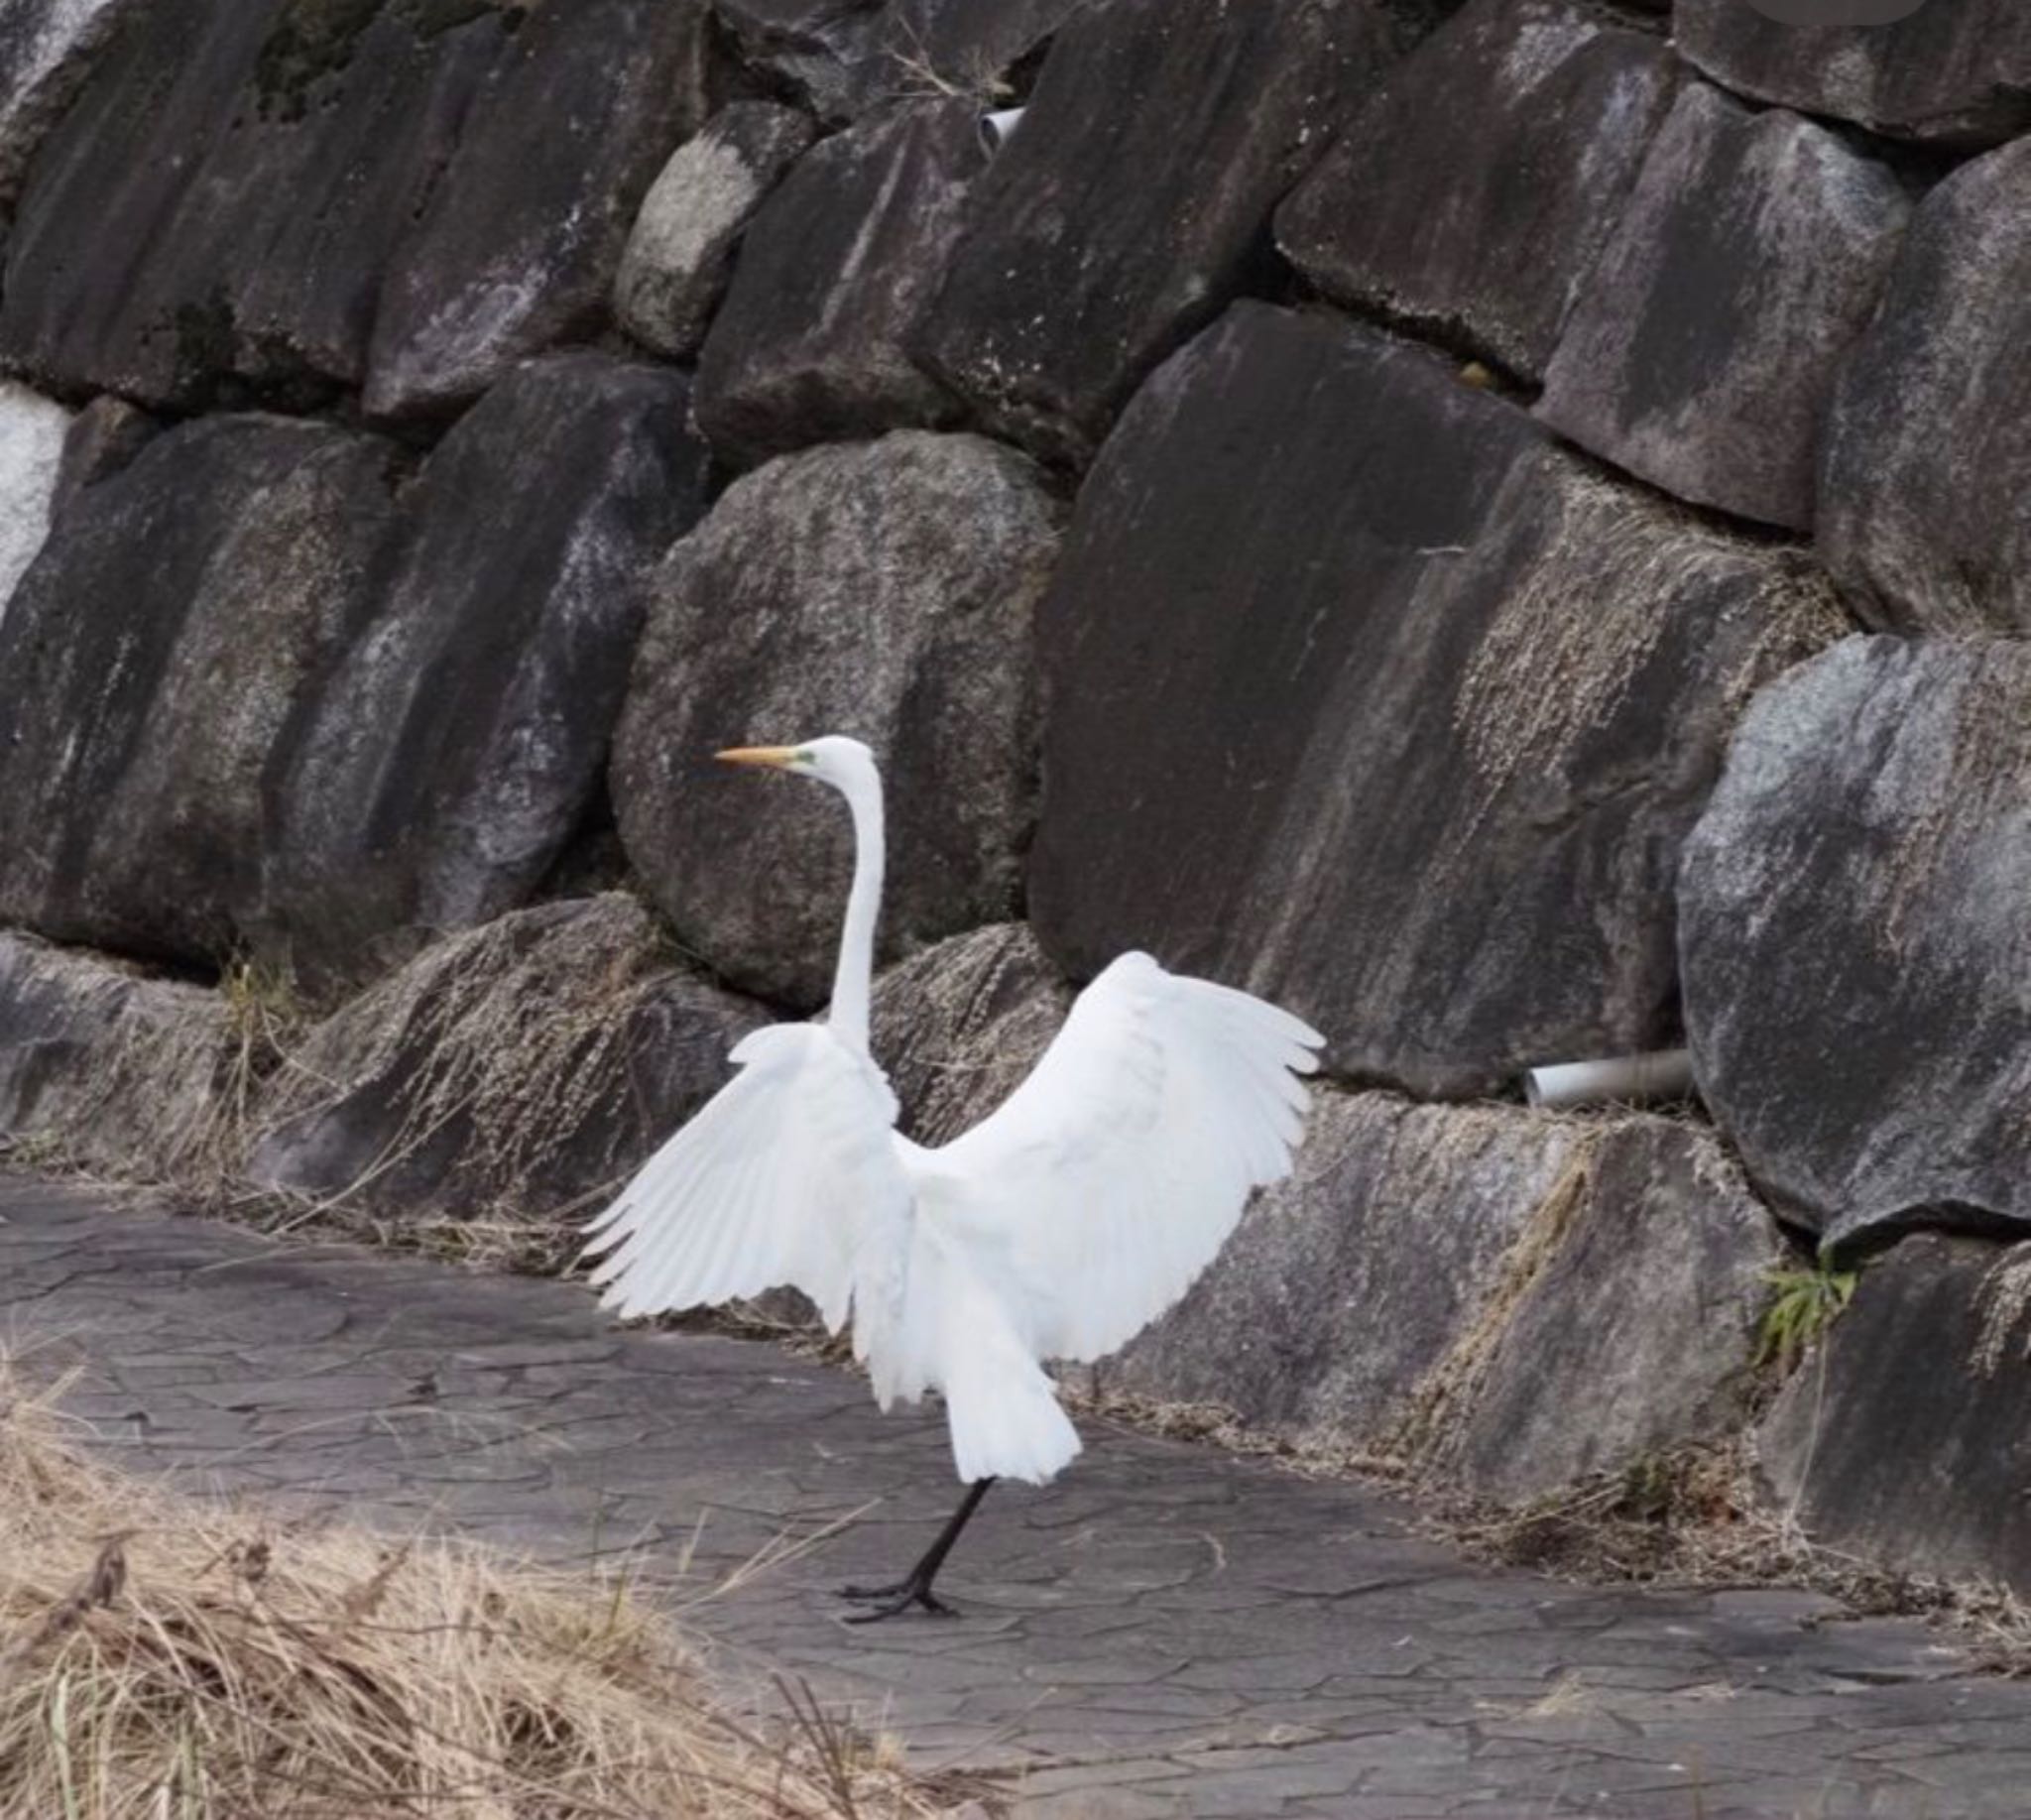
[979,108,1026,155]
[1523,1049,1696,1112]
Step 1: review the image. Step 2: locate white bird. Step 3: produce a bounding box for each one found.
[582,736,1323,1620]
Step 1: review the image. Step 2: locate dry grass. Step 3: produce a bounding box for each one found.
[0,1367,980,1819]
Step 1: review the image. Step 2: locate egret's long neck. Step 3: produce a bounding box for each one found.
[829,766,885,1055]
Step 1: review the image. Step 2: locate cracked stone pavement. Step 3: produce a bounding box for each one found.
[2,1177,2027,1819]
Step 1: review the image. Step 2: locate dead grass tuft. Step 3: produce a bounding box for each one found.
[0,1365,977,1818]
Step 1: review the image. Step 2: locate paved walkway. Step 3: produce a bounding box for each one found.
[1,1178,2027,1818]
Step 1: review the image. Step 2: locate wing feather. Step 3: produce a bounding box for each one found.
[930,952,1323,1363]
[582,1024,910,1336]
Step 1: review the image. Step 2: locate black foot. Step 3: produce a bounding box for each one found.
[837,1576,957,1622]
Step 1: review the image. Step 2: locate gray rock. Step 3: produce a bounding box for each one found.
[869,922,1072,1145]
[614,103,817,362]
[1679,637,2031,1256]
[1758,1235,2031,1595]
[0,0,707,415]
[363,0,709,419]
[246,897,767,1232]
[1674,0,2031,149]
[0,0,503,408]
[0,381,70,620]
[1115,1094,1580,1447]
[0,0,139,200]
[712,0,885,122]
[0,415,396,967]
[1277,0,1680,380]
[50,395,158,522]
[1437,1120,1783,1500]
[0,931,233,1184]
[916,0,1396,463]
[1029,303,1845,1098]
[613,431,1062,1009]
[1819,137,2031,636]
[694,101,982,466]
[267,353,711,990]
[1121,1099,1779,1496]
[1536,83,1911,533]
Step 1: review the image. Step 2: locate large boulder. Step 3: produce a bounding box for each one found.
[1536,83,1911,533]
[613,431,1062,1009]
[0,932,235,1185]
[1116,1094,1581,1449]
[246,897,766,1235]
[1758,1236,2031,1595]
[0,0,138,199]
[1433,1119,1782,1499]
[1819,138,2031,636]
[1029,303,1844,1098]
[0,0,499,407]
[869,922,1072,1144]
[0,416,395,967]
[362,0,709,419]
[1674,0,2031,150]
[915,0,1396,463]
[1118,1097,1780,1496]
[1277,0,1680,381]
[1679,638,2031,1257]
[614,103,817,362]
[693,100,982,465]
[0,0,707,415]
[0,382,70,621]
[266,354,711,989]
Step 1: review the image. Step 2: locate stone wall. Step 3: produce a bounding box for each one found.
[0,0,2025,1590]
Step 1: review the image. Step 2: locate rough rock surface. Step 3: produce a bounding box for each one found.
[1675,0,2031,149]
[0,382,70,620]
[1759,1236,2031,1595]
[50,395,157,522]
[1819,137,2031,636]
[268,354,711,989]
[1277,0,1680,380]
[0,0,503,407]
[613,431,1062,1009]
[1680,638,2031,1256]
[614,103,817,362]
[693,101,982,465]
[0,0,707,415]
[1030,303,1844,1097]
[916,0,1395,462]
[1536,83,1911,533]
[363,0,709,419]
[247,897,765,1233]
[0,932,232,1184]
[1116,1094,1581,1448]
[0,0,138,199]
[1120,1100,1778,1497]
[0,416,395,966]
[869,922,1072,1144]
[711,0,884,121]
[1437,1120,1782,1499]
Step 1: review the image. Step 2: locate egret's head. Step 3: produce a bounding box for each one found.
[715,734,876,793]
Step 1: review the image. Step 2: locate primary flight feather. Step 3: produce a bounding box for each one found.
[582,735,1323,1618]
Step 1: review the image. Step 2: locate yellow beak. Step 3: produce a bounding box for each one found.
[714,745,799,770]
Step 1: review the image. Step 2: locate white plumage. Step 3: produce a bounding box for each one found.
[582,735,1322,1590]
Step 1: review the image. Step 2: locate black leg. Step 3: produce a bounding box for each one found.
[840,1478,996,1622]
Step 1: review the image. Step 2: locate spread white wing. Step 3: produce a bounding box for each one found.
[930,952,1323,1363]
[581,1024,911,1343]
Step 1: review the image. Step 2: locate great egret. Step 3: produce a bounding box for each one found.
[583,736,1322,1620]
